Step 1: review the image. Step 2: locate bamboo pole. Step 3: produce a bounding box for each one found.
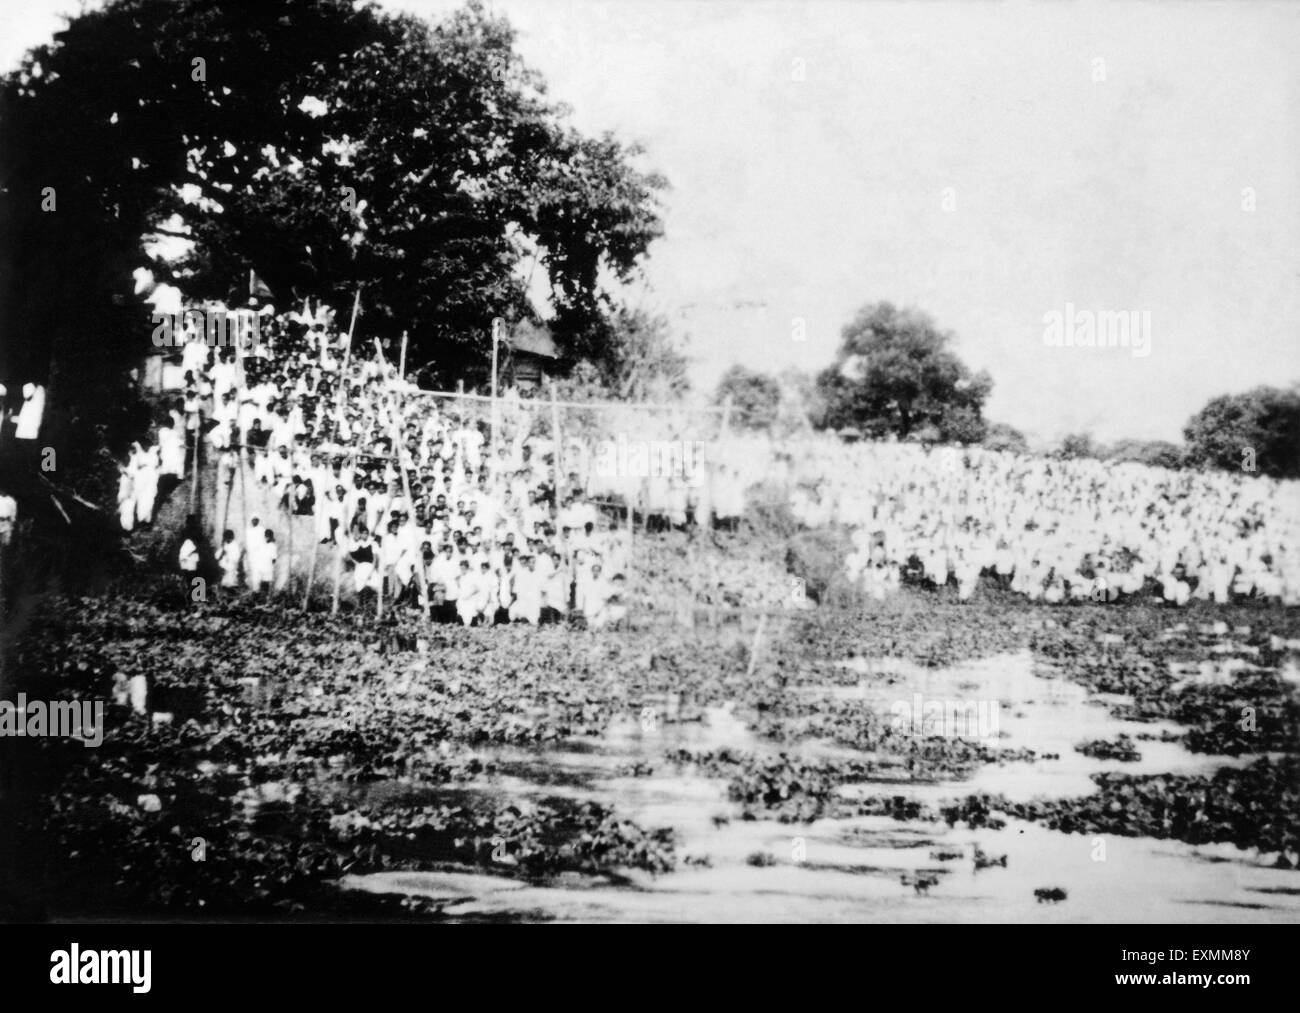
[689,526,698,627]
[237,444,248,586]
[330,450,348,617]
[549,379,565,561]
[189,425,199,513]
[709,395,734,534]
[629,483,637,558]
[331,527,344,616]
[490,318,501,458]
[399,330,408,383]
[284,476,294,598]
[372,339,430,619]
[326,290,362,617]
[332,288,363,431]
[301,517,319,613]
[219,450,232,547]
[744,613,767,680]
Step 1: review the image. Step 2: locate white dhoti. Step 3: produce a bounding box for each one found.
[254,452,275,485]
[353,560,377,593]
[218,550,241,588]
[118,474,135,531]
[509,590,541,624]
[457,592,490,626]
[159,431,186,478]
[134,475,158,526]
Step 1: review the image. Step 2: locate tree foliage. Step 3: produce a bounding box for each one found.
[814,302,991,442]
[982,422,1029,455]
[1183,385,1300,479]
[0,0,666,410]
[1056,432,1098,460]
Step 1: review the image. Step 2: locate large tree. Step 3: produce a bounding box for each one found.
[1183,385,1300,479]
[815,302,992,442]
[0,0,665,416]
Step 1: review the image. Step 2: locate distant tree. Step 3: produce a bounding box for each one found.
[938,404,987,445]
[716,365,781,430]
[1183,385,1300,479]
[815,302,991,441]
[1105,439,1185,470]
[983,422,1029,455]
[1057,432,1098,460]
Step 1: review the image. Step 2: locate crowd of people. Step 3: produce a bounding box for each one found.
[787,439,1300,605]
[121,296,1300,618]
[0,382,46,443]
[134,298,749,628]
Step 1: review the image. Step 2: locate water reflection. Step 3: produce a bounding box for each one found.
[342,650,1299,922]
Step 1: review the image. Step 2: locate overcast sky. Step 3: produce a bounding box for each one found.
[6,1,1299,443]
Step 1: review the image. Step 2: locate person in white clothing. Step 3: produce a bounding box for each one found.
[589,572,628,630]
[578,564,619,629]
[132,443,160,527]
[217,529,241,588]
[349,527,379,595]
[427,543,458,621]
[249,529,278,590]
[0,491,16,547]
[179,536,200,574]
[509,554,543,624]
[117,464,136,532]
[541,551,570,622]
[494,559,515,622]
[14,383,44,441]
[456,559,494,627]
[379,520,411,603]
[158,414,186,479]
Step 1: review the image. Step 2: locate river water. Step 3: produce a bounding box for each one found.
[341,650,1299,922]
